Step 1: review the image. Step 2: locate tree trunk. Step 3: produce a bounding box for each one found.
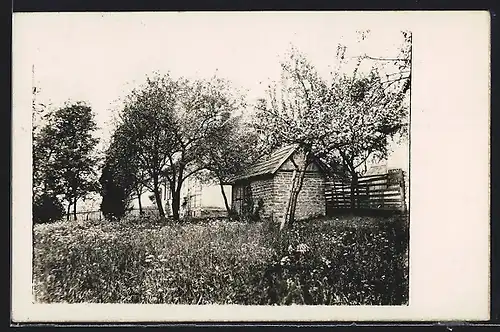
[136,187,143,215]
[73,198,77,221]
[171,170,185,221]
[282,150,310,231]
[171,190,181,221]
[152,176,165,219]
[66,199,71,221]
[219,181,231,218]
[350,171,358,211]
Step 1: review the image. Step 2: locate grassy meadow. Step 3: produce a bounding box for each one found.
[33,214,409,305]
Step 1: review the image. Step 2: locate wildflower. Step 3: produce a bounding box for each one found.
[321,257,332,267]
[280,256,291,266]
[296,243,309,253]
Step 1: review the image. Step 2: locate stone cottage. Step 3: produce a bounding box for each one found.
[228,144,327,223]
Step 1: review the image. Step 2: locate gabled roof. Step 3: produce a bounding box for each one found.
[229,144,299,183]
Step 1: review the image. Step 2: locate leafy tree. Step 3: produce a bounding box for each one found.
[328,30,411,208]
[117,73,178,219]
[200,116,260,216]
[324,68,409,209]
[254,40,410,225]
[253,47,341,229]
[118,72,243,220]
[99,126,141,221]
[33,102,99,220]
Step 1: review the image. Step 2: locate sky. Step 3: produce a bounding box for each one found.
[14,12,410,208]
[15,12,408,142]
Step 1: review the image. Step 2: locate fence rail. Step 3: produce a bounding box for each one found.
[325,169,407,214]
[64,208,162,221]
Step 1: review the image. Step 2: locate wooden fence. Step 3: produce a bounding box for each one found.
[325,169,407,214]
[65,208,161,221]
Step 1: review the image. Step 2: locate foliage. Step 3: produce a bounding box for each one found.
[33,101,99,220]
[254,42,410,214]
[199,116,261,215]
[252,47,341,227]
[33,215,408,305]
[99,126,143,221]
[322,68,409,179]
[117,72,246,220]
[117,73,179,218]
[33,193,65,224]
[99,164,131,222]
[253,47,332,154]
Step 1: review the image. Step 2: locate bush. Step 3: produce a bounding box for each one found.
[99,165,130,221]
[33,193,65,224]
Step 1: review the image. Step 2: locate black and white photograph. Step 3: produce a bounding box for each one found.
[12,11,489,322]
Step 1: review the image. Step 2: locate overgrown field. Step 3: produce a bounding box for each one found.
[33,214,409,305]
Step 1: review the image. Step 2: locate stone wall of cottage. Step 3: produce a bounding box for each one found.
[249,177,274,219]
[272,171,326,223]
[232,177,274,219]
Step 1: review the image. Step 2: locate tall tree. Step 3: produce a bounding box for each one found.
[200,116,260,216]
[253,47,342,230]
[119,72,245,220]
[118,73,179,219]
[329,30,411,208]
[33,102,99,220]
[99,126,142,221]
[324,68,409,209]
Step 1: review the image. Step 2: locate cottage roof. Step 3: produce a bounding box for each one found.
[229,144,299,183]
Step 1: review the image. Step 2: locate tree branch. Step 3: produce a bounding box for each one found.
[182,166,206,182]
[353,55,411,63]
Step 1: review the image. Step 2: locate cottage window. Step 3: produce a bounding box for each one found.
[243,185,252,202]
[233,186,244,213]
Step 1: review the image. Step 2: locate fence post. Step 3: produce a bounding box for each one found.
[366,182,370,209]
[400,170,407,212]
[381,174,386,209]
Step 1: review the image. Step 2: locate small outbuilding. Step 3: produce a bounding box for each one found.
[228,144,328,223]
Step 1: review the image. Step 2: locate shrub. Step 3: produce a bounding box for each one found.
[99,164,131,221]
[33,193,65,224]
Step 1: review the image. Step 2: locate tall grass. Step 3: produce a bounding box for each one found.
[33,214,408,305]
